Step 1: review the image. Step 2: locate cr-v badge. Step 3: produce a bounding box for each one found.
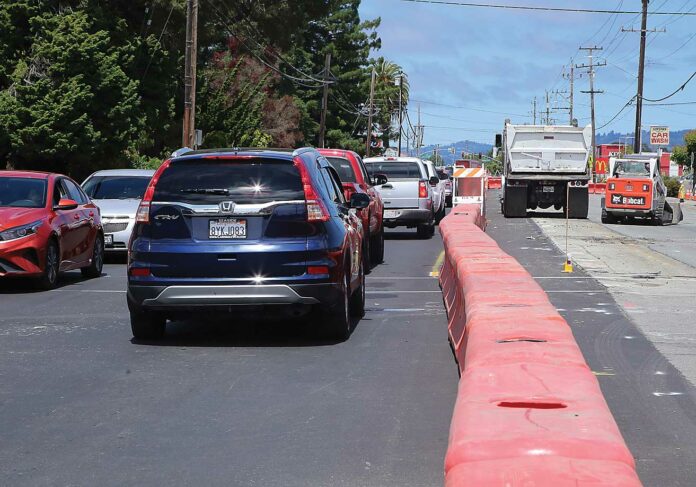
[154,214,180,220]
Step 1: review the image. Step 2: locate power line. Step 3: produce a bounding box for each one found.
[408,98,528,117]
[641,71,696,102]
[398,0,696,15]
[597,95,636,130]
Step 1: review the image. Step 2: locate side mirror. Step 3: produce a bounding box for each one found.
[429,176,439,186]
[373,174,388,186]
[54,198,78,210]
[349,192,371,209]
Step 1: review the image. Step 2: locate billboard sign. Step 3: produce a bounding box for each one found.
[650,126,669,146]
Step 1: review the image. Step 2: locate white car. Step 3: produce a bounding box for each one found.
[81,169,155,251]
[422,159,447,222]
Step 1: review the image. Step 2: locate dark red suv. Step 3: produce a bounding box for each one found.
[319,149,385,268]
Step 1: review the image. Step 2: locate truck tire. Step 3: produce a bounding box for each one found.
[417,224,433,239]
[601,209,616,224]
[502,183,527,217]
[567,187,589,219]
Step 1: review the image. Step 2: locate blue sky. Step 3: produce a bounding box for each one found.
[358,0,696,146]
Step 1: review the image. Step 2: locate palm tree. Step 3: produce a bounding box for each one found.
[371,58,409,147]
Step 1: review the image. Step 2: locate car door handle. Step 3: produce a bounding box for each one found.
[381,184,393,189]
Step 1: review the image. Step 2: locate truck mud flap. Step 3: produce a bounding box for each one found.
[567,187,589,219]
[502,184,527,218]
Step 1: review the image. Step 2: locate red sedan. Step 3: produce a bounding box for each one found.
[319,149,386,268]
[0,170,104,289]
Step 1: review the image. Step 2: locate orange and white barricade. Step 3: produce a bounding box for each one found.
[452,165,486,217]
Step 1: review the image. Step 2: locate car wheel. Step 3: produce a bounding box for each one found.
[350,257,365,318]
[130,310,166,340]
[320,267,351,341]
[371,229,384,266]
[81,234,104,279]
[416,224,431,239]
[36,240,59,290]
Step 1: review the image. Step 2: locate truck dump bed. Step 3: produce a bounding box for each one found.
[506,124,592,175]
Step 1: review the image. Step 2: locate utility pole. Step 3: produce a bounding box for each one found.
[532,97,537,124]
[577,46,606,169]
[182,0,198,148]
[563,61,575,124]
[396,73,403,156]
[544,90,551,125]
[365,68,376,157]
[416,103,423,158]
[318,53,332,148]
[622,0,665,153]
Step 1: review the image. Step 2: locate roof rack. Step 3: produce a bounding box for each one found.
[170,147,194,158]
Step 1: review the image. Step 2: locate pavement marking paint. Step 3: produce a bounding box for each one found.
[592,371,616,376]
[653,392,684,397]
[430,250,445,277]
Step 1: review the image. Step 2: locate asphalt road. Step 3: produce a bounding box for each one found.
[487,191,696,487]
[0,229,457,486]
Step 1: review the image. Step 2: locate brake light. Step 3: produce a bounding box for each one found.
[419,180,428,198]
[136,159,172,223]
[293,157,330,222]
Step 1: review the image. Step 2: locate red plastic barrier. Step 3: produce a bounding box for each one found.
[487,177,502,189]
[445,458,641,487]
[589,182,606,194]
[437,211,640,486]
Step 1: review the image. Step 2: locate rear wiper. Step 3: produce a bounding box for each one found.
[180,188,230,195]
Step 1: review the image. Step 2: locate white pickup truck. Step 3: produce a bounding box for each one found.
[364,156,439,238]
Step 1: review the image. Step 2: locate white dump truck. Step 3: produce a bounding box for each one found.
[496,121,592,218]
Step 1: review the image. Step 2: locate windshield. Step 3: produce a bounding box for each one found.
[0,177,47,208]
[436,169,449,180]
[326,157,357,183]
[365,162,423,179]
[153,159,304,204]
[83,176,151,199]
[614,161,650,177]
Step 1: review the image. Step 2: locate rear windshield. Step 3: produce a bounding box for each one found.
[82,176,151,199]
[365,162,423,179]
[436,169,449,180]
[153,159,304,204]
[326,157,357,183]
[0,177,47,208]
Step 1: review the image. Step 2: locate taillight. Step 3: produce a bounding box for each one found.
[293,157,330,222]
[419,180,428,198]
[136,159,172,223]
[642,184,649,191]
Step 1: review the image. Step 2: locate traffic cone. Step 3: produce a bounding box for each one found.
[563,257,573,273]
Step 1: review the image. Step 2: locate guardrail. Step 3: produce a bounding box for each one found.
[438,207,641,486]
[487,177,502,189]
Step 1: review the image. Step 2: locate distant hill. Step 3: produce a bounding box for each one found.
[596,129,692,150]
[410,140,493,165]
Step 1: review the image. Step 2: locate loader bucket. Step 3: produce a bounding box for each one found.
[663,200,683,225]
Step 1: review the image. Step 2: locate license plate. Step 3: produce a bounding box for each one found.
[209,218,247,239]
[384,210,399,219]
[542,186,554,193]
[104,234,113,246]
[625,185,633,191]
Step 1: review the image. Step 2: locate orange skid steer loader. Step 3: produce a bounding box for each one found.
[601,155,683,225]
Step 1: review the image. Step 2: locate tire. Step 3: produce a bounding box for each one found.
[435,204,446,224]
[417,224,432,239]
[370,228,384,266]
[36,239,59,290]
[601,210,616,224]
[130,310,166,340]
[320,267,351,341]
[350,258,365,318]
[81,234,104,279]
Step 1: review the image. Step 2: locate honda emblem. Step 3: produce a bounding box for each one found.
[219,201,236,214]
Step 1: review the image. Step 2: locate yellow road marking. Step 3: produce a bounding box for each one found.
[430,250,445,277]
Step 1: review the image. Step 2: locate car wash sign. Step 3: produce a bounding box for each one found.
[650,126,669,146]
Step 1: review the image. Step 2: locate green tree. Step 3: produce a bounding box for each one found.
[671,130,696,173]
[0,8,142,177]
[372,58,409,151]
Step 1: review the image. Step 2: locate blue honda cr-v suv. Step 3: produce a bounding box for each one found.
[127,148,370,340]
